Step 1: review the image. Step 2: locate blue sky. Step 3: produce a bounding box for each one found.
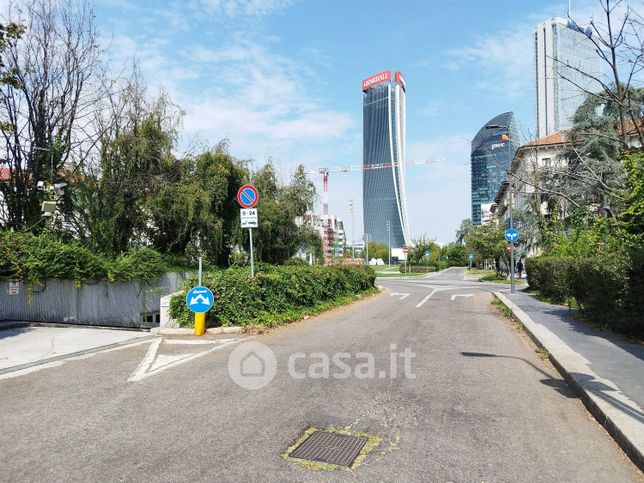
[93,0,637,244]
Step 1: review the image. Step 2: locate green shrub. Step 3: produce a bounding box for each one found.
[570,247,643,336]
[525,256,575,303]
[109,248,168,282]
[0,232,168,283]
[169,264,376,327]
[284,257,308,266]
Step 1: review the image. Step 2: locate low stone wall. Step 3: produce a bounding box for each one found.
[0,272,189,328]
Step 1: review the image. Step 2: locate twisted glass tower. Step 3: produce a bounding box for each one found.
[362,70,410,248]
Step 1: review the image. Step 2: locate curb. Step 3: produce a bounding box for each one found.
[493,291,644,471]
[151,326,242,336]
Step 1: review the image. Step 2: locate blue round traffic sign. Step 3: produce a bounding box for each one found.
[504,229,520,242]
[237,184,259,208]
[186,286,214,313]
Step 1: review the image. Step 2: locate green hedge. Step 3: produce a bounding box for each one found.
[526,252,643,337]
[0,232,169,283]
[169,265,376,327]
[399,264,436,273]
[525,256,575,303]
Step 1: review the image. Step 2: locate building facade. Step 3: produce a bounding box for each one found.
[535,17,602,137]
[362,70,410,248]
[471,112,520,225]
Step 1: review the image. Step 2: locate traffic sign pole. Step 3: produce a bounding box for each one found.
[249,228,255,278]
[195,256,204,335]
[237,184,259,278]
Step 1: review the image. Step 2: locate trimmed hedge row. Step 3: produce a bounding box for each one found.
[169,264,376,327]
[526,252,643,337]
[0,232,170,283]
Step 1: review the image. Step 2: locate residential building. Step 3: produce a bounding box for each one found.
[362,70,410,248]
[295,211,345,258]
[492,130,571,226]
[471,112,520,225]
[535,17,602,137]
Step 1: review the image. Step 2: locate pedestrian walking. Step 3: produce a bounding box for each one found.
[517,259,524,279]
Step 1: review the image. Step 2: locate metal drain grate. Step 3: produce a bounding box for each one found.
[289,431,367,467]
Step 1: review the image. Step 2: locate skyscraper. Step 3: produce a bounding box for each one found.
[471,112,520,226]
[362,70,410,248]
[535,17,602,137]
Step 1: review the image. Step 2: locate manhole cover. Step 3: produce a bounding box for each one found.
[289,430,367,467]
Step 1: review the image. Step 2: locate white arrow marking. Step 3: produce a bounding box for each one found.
[127,338,241,382]
[189,294,210,305]
[390,292,410,300]
[450,294,474,301]
[416,289,437,307]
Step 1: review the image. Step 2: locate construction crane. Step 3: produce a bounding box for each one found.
[303,159,439,217]
[301,159,440,259]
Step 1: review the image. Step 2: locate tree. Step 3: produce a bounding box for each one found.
[407,235,440,264]
[0,0,105,230]
[71,72,183,254]
[250,163,317,264]
[465,223,506,271]
[560,1,644,148]
[454,218,473,245]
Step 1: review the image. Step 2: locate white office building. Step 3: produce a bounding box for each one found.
[535,17,602,137]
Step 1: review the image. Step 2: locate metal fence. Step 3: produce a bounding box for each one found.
[0,272,190,328]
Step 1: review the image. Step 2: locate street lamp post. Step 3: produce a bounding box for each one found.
[386,220,391,267]
[364,233,370,265]
[485,123,516,294]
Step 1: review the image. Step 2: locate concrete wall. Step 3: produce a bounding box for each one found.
[0,273,190,328]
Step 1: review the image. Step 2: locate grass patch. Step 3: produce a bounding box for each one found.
[491,298,513,318]
[533,290,579,309]
[536,348,550,360]
[466,269,495,277]
[282,427,381,471]
[375,271,425,278]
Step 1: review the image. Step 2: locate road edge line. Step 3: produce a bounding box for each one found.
[492,291,644,471]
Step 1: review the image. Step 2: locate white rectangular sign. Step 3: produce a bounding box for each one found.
[240,208,258,228]
[9,280,19,295]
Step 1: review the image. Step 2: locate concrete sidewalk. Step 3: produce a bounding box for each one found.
[0,324,151,374]
[494,290,644,471]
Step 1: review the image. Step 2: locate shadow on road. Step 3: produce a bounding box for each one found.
[460,351,576,399]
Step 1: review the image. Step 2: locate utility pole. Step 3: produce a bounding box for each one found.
[386,220,391,267]
[349,199,355,261]
[509,181,516,294]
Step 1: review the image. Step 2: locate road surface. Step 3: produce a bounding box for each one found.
[0,268,640,481]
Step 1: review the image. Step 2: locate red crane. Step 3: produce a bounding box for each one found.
[303,159,439,216]
[303,159,440,257]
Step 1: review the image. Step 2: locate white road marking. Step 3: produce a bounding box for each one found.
[450,294,474,301]
[390,292,410,300]
[164,339,233,345]
[416,289,437,307]
[127,338,242,382]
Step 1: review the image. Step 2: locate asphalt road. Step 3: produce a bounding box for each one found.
[0,268,641,482]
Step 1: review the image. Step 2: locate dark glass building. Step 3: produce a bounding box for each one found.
[362,70,410,248]
[471,112,519,225]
